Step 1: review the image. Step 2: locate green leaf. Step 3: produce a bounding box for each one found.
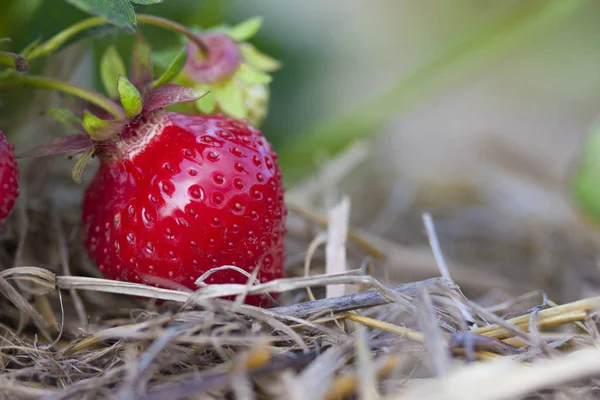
[152,47,188,88]
[236,63,271,85]
[195,86,215,114]
[43,108,81,130]
[117,75,143,117]
[66,0,136,32]
[100,46,126,98]
[240,43,281,72]
[213,79,246,119]
[228,17,263,42]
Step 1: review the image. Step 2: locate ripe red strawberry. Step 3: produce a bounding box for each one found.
[17,33,287,306]
[82,111,286,306]
[0,130,19,227]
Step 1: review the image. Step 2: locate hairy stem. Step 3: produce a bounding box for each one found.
[0,75,124,119]
[26,17,107,61]
[136,14,209,54]
[26,14,207,62]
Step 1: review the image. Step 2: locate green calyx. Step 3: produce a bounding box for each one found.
[117,75,143,118]
[83,111,111,138]
[44,108,82,131]
[87,38,207,141]
[213,80,245,120]
[100,46,127,98]
[3,12,221,185]
[239,43,281,72]
[227,17,263,42]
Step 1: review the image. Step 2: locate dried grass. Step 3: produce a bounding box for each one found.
[2,179,600,400]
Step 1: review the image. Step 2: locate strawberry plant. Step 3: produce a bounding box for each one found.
[0,1,285,306]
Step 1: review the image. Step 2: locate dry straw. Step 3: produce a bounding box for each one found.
[2,142,600,400]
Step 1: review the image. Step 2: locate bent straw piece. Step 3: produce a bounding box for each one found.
[345,313,425,343]
[271,277,446,319]
[472,297,600,340]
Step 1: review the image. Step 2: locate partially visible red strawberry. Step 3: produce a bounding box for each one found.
[0,130,19,227]
[82,111,286,306]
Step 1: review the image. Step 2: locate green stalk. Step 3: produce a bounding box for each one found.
[0,75,125,119]
[136,14,209,53]
[26,14,207,62]
[26,17,107,61]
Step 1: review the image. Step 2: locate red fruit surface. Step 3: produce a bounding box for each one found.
[0,130,19,226]
[82,111,286,306]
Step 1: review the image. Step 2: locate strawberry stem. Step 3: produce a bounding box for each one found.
[25,15,208,62]
[25,17,107,61]
[0,75,125,119]
[135,15,209,55]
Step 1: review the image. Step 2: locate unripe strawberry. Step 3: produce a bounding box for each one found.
[177,18,280,127]
[0,130,18,227]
